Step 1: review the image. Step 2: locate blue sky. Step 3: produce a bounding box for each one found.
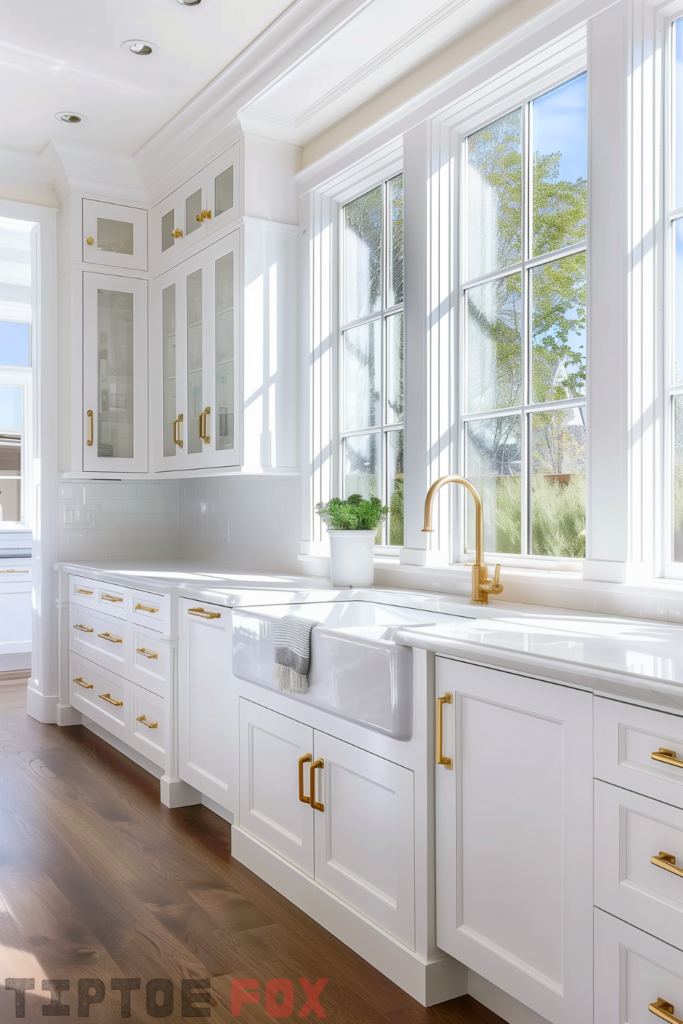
[0,386,21,432]
[533,73,587,183]
[0,322,30,367]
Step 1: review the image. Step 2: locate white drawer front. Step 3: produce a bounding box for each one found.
[70,606,127,675]
[96,583,128,619]
[70,575,98,609]
[69,655,127,739]
[595,696,683,809]
[595,907,683,1023]
[130,589,169,634]
[0,563,32,582]
[130,626,170,698]
[595,780,683,951]
[129,682,165,769]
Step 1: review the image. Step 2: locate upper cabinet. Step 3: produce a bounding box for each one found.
[150,142,240,268]
[83,200,148,271]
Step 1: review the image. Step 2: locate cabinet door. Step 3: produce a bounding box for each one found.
[205,143,240,236]
[435,658,593,1024]
[239,699,314,876]
[312,732,415,949]
[83,273,148,473]
[83,200,147,271]
[151,168,208,268]
[151,262,185,470]
[178,599,234,809]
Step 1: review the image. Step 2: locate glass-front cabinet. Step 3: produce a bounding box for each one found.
[83,200,148,271]
[151,142,240,267]
[83,273,148,472]
[151,230,240,470]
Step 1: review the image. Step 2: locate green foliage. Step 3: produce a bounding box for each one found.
[389,476,404,546]
[531,476,586,558]
[316,493,389,531]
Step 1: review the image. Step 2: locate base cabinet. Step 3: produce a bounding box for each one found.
[239,698,416,949]
[178,598,235,810]
[434,658,593,1024]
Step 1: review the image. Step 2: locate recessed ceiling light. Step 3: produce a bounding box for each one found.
[121,39,158,56]
[55,111,86,124]
[176,0,202,5]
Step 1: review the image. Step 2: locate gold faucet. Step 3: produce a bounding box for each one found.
[422,474,504,605]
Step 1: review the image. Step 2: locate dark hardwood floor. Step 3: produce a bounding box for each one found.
[0,711,506,1023]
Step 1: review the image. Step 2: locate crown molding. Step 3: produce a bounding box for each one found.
[40,142,147,206]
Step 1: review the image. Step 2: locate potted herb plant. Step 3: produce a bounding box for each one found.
[316,494,389,586]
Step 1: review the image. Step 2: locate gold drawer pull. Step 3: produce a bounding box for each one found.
[73,677,93,690]
[98,632,123,644]
[310,758,324,812]
[74,623,94,633]
[86,409,93,446]
[136,714,159,730]
[437,693,453,770]
[652,748,683,769]
[99,693,123,707]
[188,607,221,619]
[76,588,93,595]
[299,753,312,804]
[0,569,29,574]
[102,593,123,603]
[173,412,184,448]
[136,647,158,660]
[135,603,159,614]
[649,998,683,1023]
[651,852,683,878]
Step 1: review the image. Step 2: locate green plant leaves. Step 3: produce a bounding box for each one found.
[316,494,389,531]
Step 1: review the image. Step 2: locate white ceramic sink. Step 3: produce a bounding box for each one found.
[232,601,468,739]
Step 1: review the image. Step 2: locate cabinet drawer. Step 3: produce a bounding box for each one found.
[595,779,683,951]
[0,562,31,582]
[70,606,127,674]
[130,626,170,698]
[130,589,169,634]
[96,583,128,620]
[70,575,98,608]
[595,907,683,1023]
[69,654,127,740]
[595,696,683,809]
[129,683,165,769]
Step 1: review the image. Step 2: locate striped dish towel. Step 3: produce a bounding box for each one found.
[272,615,316,694]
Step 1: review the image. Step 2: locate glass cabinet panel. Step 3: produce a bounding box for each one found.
[97,218,134,255]
[215,167,234,219]
[162,284,177,458]
[215,252,234,450]
[187,269,203,454]
[186,189,203,237]
[161,210,175,253]
[97,289,134,459]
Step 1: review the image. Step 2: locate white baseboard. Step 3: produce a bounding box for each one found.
[0,654,31,674]
[56,702,82,726]
[468,971,551,1024]
[231,826,467,1007]
[160,776,202,808]
[202,793,234,824]
[26,685,57,723]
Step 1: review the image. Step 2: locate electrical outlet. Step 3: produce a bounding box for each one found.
[63,505,95,528]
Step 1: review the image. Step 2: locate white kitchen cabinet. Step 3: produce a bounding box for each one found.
[82,199,148,271]
[151,231,240,471]
[434,658,593,1024]
[151,142,240,266]
[178,598,235,809]
[0,564,31,658]
[239,698,315,876]
[83,272,148,473]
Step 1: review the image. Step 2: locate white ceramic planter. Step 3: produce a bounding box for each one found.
[327,530,375,587]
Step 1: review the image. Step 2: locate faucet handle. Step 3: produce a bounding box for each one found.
[490,564,503,594]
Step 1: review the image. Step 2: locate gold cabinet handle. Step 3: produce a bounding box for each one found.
[0,569,29,573]
[135,603,159,614]
[188,607,221,619]
[310,758,324,812]
[73,677,93,690]
[652,748,683,769]
[98,632,123,643]
[437,693,453,770]
[173,412,184,448]
[86,409,93,447]
[651,851,683,878]
[299,753,312,804]
[198,405,211,444]
[196,209,212,223]
[101,593,123,603]
[74,623,94,633]
[99,693,123,707]
[76,587,93,594]
[136,647,158,660]
[136,714,159,730]
[86,237,94,245]
[649,998,683,1023]
[171,228,183,239]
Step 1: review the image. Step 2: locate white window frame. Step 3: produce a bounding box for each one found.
[0,362,32,529]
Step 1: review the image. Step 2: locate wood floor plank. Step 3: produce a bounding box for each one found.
[0,712,508,1024]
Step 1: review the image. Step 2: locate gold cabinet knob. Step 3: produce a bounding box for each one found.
[86,237,94,245]
[171,228,183,239]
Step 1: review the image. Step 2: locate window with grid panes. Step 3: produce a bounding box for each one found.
[671,19,683,563]
[460,74,587,560]
[340,175,404,545]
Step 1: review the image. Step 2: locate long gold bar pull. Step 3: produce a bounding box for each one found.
[652,748,683,769]
[99,693,123,707]
[135,603,159,614]
[86,409,93,447]
[310,758,324,812]
[437,693,453,770]
[187,607,221,619]
[98,632,123,644]
[173,412,184,448]
[73,677,93,690]
[651,852,683,878]
[136,647,158,660]
[649,998,683,1023]
[74,624,94,633]
[201,406,210,444]
[298,753,312,804]
[136,715,159,730]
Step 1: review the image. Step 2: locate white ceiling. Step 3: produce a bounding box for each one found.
[0,0,296,158]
